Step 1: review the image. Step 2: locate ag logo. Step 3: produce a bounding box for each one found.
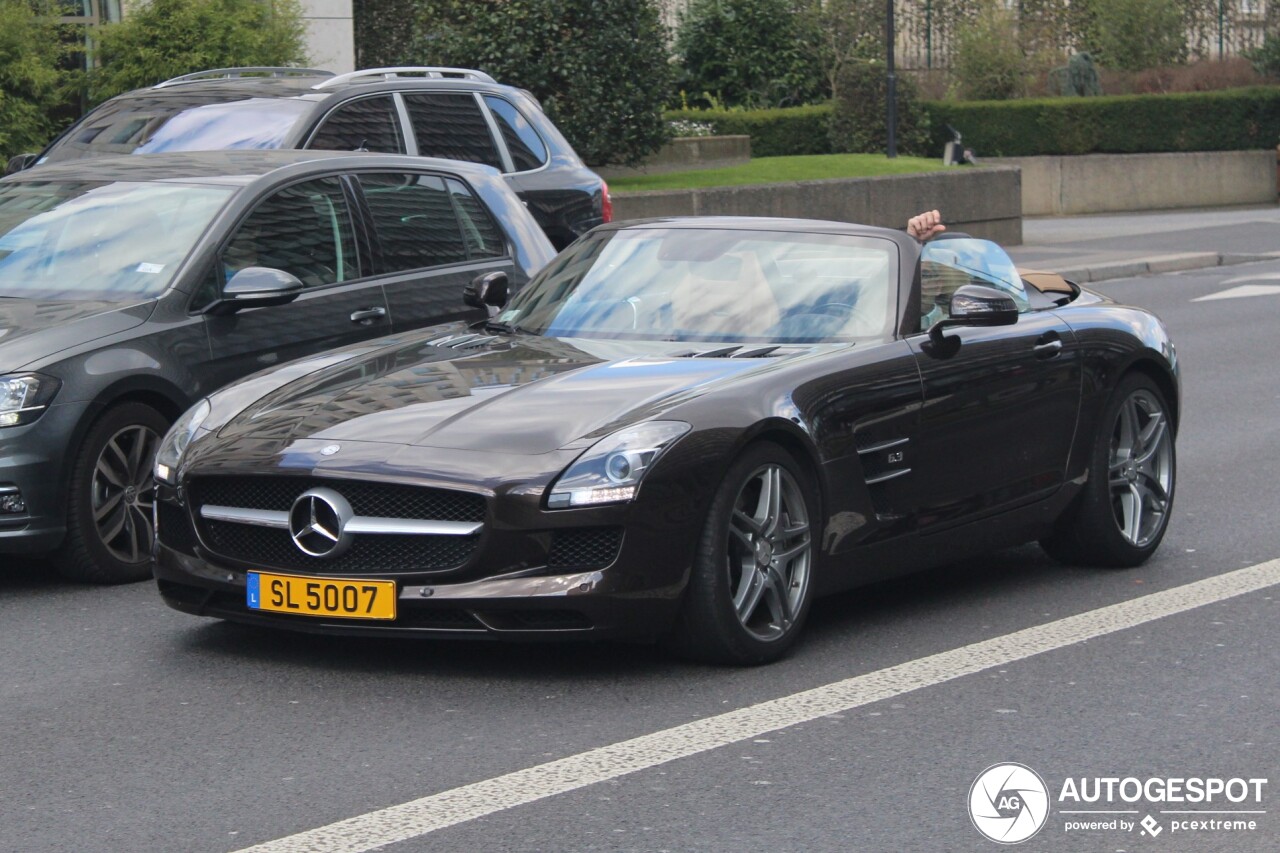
[968,762,1050,844]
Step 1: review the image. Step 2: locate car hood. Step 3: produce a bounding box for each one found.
[0,298,153,369]
[213,334,778,456]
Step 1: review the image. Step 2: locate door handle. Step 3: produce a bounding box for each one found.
[1033,334,1063,359]
[350,307,387,324]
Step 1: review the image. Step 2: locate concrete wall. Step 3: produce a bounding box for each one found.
[596,136,751,180]
[612,166,1023,245]
[994,150,1277,216]
[301,0,355,73]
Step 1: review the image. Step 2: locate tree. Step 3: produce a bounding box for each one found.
[0,0,66,159]
[953,1,1026,100]
[676,0,824,109]
[416,0,674,166]
[1081,0,1185,71]
[87,0,308,103]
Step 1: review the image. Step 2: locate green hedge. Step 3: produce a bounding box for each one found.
[666,104,833,157]
[669,87,1280,159]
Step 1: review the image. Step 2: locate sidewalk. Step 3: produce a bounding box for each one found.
[1008,205,1280,282]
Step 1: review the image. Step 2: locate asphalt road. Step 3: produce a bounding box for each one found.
[3,248,1279,852]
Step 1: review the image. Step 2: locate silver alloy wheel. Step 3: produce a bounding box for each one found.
[91,424,159,564]
[1108,388,1173,548]
[726,463,812,641]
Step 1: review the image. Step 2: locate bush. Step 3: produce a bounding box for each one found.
[353,0,419,67]
[828,61,931,155]
[416,0,673,167]
[926,87,1280,157]
[87,0,308,103]
[675,0,823,109]
[0,0,66,159]
[1244,35,1280,79]
[664,105,834,157]
[1085,0,1185,72]
[953,2,1026,101]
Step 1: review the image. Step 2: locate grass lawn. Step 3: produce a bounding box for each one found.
[608,153,946,192]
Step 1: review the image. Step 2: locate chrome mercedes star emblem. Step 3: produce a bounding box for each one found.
[288,487,354,558]
[320,444,341,456]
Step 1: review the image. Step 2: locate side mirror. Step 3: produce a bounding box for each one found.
[463,270,509,310]
[927,284,1019,344]
[210,267,304,314]
[5,154,38,176]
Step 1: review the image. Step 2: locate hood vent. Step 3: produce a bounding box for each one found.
[677,345,805,359]
[425,333,501,350]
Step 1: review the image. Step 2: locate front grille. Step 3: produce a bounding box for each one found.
[200,519,478,574]
[156,501,198,555]
[547,527,623,569]
[187,475,485,574]
[188,476,484,522]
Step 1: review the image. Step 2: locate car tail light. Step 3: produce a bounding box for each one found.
[601,181,613,223]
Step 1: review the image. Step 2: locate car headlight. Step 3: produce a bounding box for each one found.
[154,399,211,485]
[0,374,61,427]
[547,421,690,508]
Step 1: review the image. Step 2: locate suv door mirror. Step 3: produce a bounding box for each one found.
[5,154,37,176]
[464,270,509,310]
[211,267,304,314]
[928,284,1019,342]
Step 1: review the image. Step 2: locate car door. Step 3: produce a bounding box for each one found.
[907,237,1082,532]
[199,175,391,390]
[353,170,517,332]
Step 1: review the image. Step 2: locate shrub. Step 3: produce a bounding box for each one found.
[416,0,674,167]
[353,0,419,67]
[1047,53,1103,97]
[0,0,66,159]
[675,0,823,109]
[926,87,1280,157]
[87,0,308,103]
[828,60,931,155]
[953,2,1026,101]
[664,105,834,157]
[1085,0,1185,72]
[1244,34,1280,79]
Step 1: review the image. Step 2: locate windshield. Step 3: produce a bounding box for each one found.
[40,97,313,162]
[498,228,898,343]
[0,181,234,299]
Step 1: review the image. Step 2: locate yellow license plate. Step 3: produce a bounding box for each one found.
[247,572,397,620]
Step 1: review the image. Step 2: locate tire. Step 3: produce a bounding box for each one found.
[1041,373,1176,568]
[53,403,170,584]
[664,443,818,665]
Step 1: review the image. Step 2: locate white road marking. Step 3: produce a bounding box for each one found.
[235,559,1280,853]
[1193,283,1280,301]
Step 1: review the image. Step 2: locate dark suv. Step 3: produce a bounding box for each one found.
[13,66,611,249]
[0,149,554,583]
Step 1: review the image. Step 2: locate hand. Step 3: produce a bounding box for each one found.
[907,210,946,242]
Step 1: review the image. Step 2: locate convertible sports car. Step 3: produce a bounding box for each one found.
[153,217,1179,664]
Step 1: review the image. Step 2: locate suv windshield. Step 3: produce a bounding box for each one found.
[40,97,313,162]
[0,181,234,299]
[498,228,897,344]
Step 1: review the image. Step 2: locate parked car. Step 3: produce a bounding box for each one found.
[8,66,611,249]
[0,149,555,583]
[152,218,1179,664]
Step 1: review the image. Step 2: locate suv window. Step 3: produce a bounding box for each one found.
[483,96,547,171]
[309,96,406,154]
[402,93,502,168]
[222,177,358,288]
[359,172,505,272]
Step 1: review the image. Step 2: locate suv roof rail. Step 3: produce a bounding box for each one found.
[154,67,334,89]
[313,66,497,89]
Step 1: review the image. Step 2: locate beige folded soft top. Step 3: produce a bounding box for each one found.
[1018,268,1074,294]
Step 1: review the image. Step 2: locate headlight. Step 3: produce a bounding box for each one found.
[547,421,690,508]
[0,374,61,427]
[154,399,211,484]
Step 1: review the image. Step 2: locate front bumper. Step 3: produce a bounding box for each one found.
[0,401,93,555]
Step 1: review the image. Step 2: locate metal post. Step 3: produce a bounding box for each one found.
[1219,0,1225,59]
[926,0,932,70]
[886,0,898,159]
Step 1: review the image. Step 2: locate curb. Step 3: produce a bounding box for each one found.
[1044,251,1280,284]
